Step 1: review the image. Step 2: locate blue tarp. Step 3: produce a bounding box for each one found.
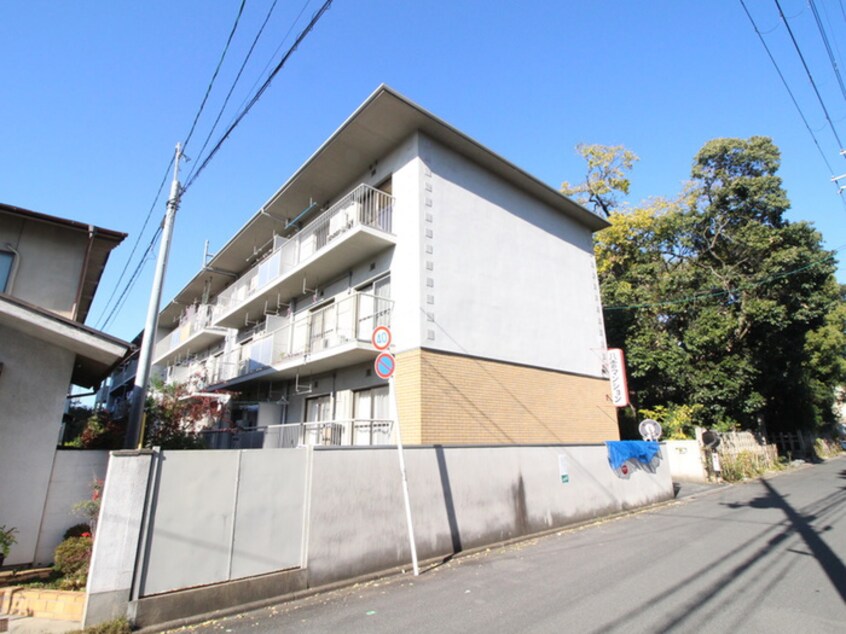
[605,440,661,470]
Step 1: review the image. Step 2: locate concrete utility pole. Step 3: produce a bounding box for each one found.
[125,143,183,449]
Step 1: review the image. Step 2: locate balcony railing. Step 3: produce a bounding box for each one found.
[154,304,224,360]
[198,419,394,449]
[109,358,139,391]
[213,183,393,323]
[206,292,391,385]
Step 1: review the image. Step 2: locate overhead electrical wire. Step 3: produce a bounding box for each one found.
[182,0,248,153]
[603,244,846,312]
[229,0,312,125]
[808,0,846,104]
[97,0,250,330]
[182,0,334,193]
[100,224,164,330]
[95,157,173,329]
[774,0,846,151]
[739,0,838,175]
[97,0,334,332]
[185,0,281,184]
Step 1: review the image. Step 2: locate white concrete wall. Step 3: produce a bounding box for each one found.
[665,440,708,483]
[34,450,110,564]
[85,443,671,627]
[0,323,75,566]
[0,216,87,318]
[411,134,606,377]
[84,451,153,628]
[306,444,673,586]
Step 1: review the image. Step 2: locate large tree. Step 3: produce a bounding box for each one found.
[578,137,846,436]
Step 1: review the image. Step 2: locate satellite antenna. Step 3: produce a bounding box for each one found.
[638,418,662,441]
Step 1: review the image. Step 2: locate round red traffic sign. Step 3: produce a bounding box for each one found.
[371,325,392,350]
[374,352,396,379]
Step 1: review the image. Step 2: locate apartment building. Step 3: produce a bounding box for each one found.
[149,85,619,447]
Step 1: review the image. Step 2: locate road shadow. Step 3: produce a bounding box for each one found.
[592,473,846,632]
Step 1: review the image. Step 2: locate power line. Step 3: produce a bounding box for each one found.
[185,0,281,184]
[97,0,249,330]
[740,0,846,211]
[229,0,312,125]
[183,0,334,193]
[95,157,173,329]
[100,224,163,330]
[182,0,247,153]
[808,0,846,104]
[774,0,846,151]
[603,245,844,312]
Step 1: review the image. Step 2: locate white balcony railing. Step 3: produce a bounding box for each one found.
[205,292,391,386]
[213,183,393,321]
[199,419,394,449]
[154,304,222,360]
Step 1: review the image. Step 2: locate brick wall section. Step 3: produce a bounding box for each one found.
[395,349,423,443]
[4,588,84,621]
[396,348,620,444]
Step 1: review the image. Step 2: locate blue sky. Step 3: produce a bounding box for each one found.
[3,0,846,345]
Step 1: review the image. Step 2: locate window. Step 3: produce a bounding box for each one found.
[0,248,16,293]
[357,275,391,338]
[353,386,391,445]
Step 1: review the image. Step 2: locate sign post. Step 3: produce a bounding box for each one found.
[373,327,419,576]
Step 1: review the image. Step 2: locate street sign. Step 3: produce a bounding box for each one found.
[374,352,396,379]
[372,325,392,350]
[639,418,662,441]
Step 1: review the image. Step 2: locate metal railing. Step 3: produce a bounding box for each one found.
[155,304,221,359]
[205,292,391,385]
[198,419,394,449]
[213,183,393,320]
[109,358,139,390]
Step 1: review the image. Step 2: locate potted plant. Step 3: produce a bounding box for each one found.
[0,525,17,566]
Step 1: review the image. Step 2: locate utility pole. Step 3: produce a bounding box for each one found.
[125,143,183,449]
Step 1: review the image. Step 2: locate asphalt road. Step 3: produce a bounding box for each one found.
[173,457,846,633]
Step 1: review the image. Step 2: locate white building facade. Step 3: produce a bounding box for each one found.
[149,86,618,447]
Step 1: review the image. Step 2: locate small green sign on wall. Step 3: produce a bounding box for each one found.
[558,454,569,484]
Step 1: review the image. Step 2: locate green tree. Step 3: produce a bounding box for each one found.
[574,137,846,435]
[561,143,638,217]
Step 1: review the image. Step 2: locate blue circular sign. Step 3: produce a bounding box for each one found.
[374,352,396,379]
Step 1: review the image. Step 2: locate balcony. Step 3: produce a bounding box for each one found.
[205,291,391,389]
[212,184,395,329]
[154,304,227,366]
[199,419,394,449]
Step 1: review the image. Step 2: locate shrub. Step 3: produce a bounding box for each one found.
[68,617,132,634]
[63,524,91,540]
[53,536,92,590]
[719,451,768,482]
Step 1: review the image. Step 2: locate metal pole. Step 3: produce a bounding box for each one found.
[125,143,183,449]
[390,375,419,576]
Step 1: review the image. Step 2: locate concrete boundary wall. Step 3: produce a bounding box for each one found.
[306,444,672,586]
[85,443,672,628]
[34,450,110,565]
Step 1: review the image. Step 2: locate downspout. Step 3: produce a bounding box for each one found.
[72,226,97,322]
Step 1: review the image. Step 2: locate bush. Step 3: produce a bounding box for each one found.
[719,451,769,482]
[63,524,91,540]
[53,536,92,590]
[68,617,132,634]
